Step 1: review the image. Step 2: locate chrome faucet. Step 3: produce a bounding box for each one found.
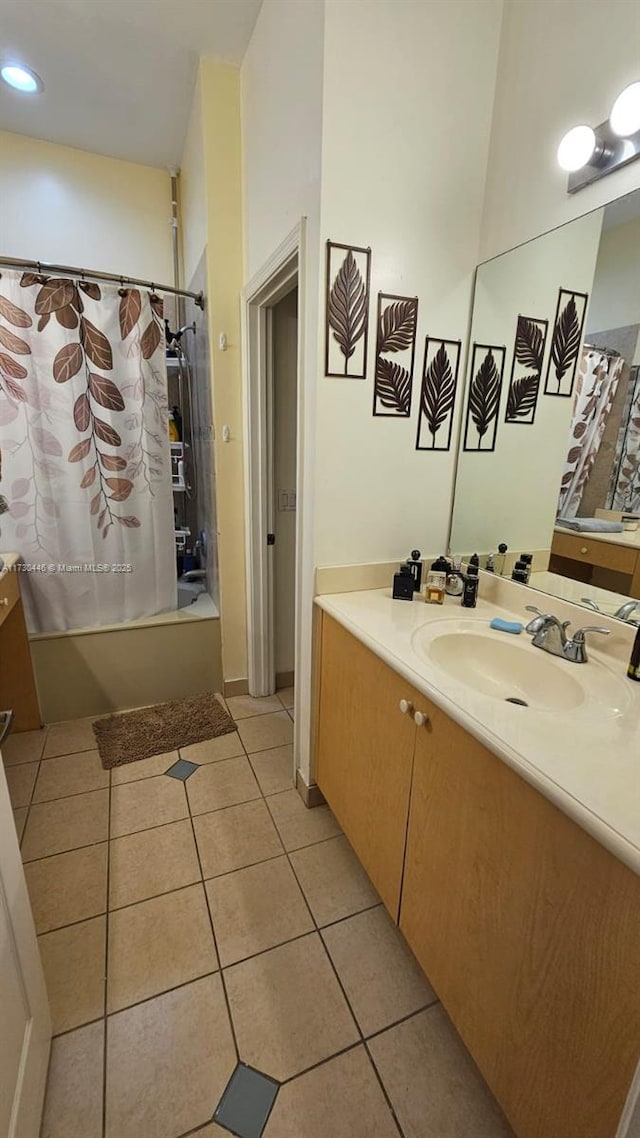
[525,605,610,663]
[581,596,640,621]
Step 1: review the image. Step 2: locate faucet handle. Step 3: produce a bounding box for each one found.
[572,625,610,643]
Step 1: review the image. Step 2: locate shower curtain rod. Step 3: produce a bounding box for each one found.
[0,255,205,310]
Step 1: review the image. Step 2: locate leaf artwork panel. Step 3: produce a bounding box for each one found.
[372,293,418,417]
[463,343,506,453]
[544,288,588,398]
[504,314,548,425]
[416,338,461,451]
[324,241,371,378]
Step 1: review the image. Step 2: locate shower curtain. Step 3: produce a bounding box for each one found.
[608,365,640,511]
[0,269,176,632]
[557,346,624,518]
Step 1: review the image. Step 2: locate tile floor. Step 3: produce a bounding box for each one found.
[5,689,514,1138]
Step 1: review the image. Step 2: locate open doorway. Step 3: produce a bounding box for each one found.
[242,222,305,725]
[270,288,298,692]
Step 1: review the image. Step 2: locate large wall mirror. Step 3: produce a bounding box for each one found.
[450,186,640,624]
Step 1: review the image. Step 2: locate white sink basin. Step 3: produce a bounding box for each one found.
[411,619,631,719]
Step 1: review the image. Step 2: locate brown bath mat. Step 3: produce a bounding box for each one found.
[93,691,237,770]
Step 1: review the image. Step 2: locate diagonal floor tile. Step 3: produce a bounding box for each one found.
[109,819,201,909]
[110,750,178,785]
[224,932,358,1081]
[206,856,313,966]
[39,916,106,1034]
[290,835,379,927]
[368,1005,515,1138]
[22,789,109,861]
[214,1063,279,1138]
[107,883,218,1012]
[226,694,284,719]
[6,761,39,808]
[33,749,109,802]
[237,712,293,755]
[322,905,435,1036]
[187,756,261,815]
[194,799,283,879]
[44,718,97,759]
[12,806,27,842]
[266,790,340,852]
[264,1047,399,1138]
[181,733,244,765]
[276,687,294,710]
[248,746,295,797]
[110,775,187,838]
[105,974,236,1138]
[41,1021,104,1138]
[25,843,108,934]
[2,726,47,766]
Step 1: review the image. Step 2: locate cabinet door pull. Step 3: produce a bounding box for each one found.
[399,699,413,715]
[414,710,431,728]
[580,546,588,555]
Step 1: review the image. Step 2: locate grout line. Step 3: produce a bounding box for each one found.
[50,1014,106,1042]
[184,781,241,1064]
[277,1039,363,1087]
[364,999,440,1045]
[284,840,406,1138]
[220,927,316,973]
[17,742,47,853]
[21,812,189,866]
[105,964,221,1021]
[102,767,112,1138]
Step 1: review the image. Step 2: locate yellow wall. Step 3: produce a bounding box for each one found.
[0,129,173,282]
[180,61,248,685]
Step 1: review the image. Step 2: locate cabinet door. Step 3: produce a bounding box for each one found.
[401,708,640,1138]
[0,751,51,1138]
[316,614,419,919]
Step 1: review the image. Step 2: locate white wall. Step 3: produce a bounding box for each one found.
[451,208,604,554]
[0,129,172,281]
[588,212,640,337]
[180,73,207,288]
[315,0,504,568]
[481,0,640,260]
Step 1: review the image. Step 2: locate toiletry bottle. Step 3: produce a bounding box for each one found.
[462,564,479,608]
[497,542,508,576]
[425,557,449,605]
[628,627,640,680]
[168,411,180,442]
[485,553,495,573]
[407,550,423,592]
[445,556,464,596]
[392,565,415,601]
[469,553,480,570]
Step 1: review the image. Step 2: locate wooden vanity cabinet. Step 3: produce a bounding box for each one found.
[315,609,640,1138]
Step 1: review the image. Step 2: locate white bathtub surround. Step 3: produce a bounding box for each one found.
[316,573,640,875]
[0,271,176,633]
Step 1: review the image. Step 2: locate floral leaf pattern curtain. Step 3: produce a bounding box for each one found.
[0,270,175,633]
[557,347,624,519]
[608,366,640,512]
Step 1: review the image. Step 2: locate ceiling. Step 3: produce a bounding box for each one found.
[0,0,263,168]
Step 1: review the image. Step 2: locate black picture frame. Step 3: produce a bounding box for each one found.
[324,241,372,379]
[372,292,419,417]
[463,342,506,453]
[504,314,549,425]
[415,337,462,451]
[543,288,589,398]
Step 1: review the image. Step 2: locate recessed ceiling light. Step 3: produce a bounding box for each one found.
[1,63,44,94]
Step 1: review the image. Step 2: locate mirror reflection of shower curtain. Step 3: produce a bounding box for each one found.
[0,269,176,632]
[608,365,640,512]
[557,347,624,518]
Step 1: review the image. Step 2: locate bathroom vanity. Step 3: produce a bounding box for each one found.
[550,525,640,598]
[314,584,640,1138]
[0,553,41,731]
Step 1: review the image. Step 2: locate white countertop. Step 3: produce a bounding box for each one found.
[316,584,640,876]
[530,570,637,618]
[554,524,640,551]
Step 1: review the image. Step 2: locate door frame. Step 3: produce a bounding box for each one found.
[241,220,306,699]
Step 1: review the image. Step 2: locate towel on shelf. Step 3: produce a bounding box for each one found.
[556,517,624,533]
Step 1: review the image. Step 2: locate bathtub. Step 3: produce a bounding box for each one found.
[29,592,222,722]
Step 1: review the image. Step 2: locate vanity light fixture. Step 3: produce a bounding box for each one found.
[0,62,43,94]
[558,80,640,193]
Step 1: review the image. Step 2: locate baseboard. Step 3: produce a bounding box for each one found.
[223,678,250,697]
[296,769,326,809]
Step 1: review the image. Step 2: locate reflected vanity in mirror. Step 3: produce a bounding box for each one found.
[449,185,640,624]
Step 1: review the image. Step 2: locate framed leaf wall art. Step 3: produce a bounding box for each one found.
[373,293,418,417]
[463,343,506,452]
[415,337,461,450]
[325,241,371,378]
[504,314,549,425]
[544,288,589,398]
